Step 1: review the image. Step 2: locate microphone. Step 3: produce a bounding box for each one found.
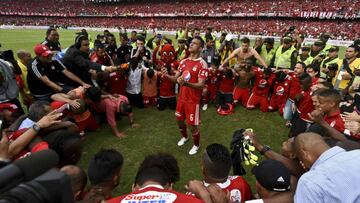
[0,149,59,194]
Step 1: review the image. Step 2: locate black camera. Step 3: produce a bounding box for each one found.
[0,150,73,203]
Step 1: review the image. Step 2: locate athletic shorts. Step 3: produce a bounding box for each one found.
[233,87,250,106]
[175,100,200,126]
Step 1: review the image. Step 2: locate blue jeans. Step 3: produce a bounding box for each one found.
[283,99,294,121]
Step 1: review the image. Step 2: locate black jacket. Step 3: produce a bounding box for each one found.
[61,45,102,84]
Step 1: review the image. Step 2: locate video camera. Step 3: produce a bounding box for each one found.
[0,150,73,203]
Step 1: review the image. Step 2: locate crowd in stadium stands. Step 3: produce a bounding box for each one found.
[1,0,359,16]
[1,0,360,201]
[1,23,360,202]
[1,17,359,40]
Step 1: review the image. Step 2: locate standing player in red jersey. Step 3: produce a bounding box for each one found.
[246,68,274,112]
[268,71,291,115]
[162,36,208,155]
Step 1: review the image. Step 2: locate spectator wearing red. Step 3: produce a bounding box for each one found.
[246,67,274,112]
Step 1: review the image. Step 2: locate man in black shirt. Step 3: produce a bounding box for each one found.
[116,33,132,65]
[27,44,90,101]
[41,27,61,52]
[62,35,117,86]
[105,34,117,60]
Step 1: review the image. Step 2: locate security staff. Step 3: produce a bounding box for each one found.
[271,36,297,70]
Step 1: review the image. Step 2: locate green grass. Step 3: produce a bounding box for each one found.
[0,28,346,196]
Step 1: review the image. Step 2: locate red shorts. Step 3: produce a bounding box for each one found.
[77,115,99,132]
[175,100,200,126]
[143,96,157,106]
[246,93,269,112]
[269,96,285,115]
[233,87,250,106]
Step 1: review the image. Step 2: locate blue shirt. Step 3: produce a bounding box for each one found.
[295,146,360,203]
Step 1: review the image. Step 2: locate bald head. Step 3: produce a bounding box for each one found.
[17,49,31,65]
[294,133,330,169]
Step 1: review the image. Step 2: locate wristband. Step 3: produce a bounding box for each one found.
[260,145,271,155]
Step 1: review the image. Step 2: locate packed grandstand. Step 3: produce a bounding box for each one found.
[1,0,359,39]
[1,1,360,203]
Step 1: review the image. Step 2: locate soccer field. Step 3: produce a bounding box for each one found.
[0,28,341,195]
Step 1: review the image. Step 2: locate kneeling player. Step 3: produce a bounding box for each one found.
[246,68,274,112]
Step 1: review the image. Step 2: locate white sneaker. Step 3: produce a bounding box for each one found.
[189,145,200,155]
[177,137,189,146]
[202,104,208,111]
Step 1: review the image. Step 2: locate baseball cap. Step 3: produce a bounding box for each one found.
[314,40,324,47]
[34,44,53,57]
[178,39,186,44]
[327,46,339,52]
[76,28,88,35]
[264,37,274,45]
[301,46,311,51]
[283,36,292,44]
[252,159,291,192]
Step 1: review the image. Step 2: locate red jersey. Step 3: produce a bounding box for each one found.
[270,76,291,107]
[178,58,208,103]
[206,69,219,86]
[324,110,347,134]
[107,185,204,203]
[252,68,274,97]
[90,52,112,66]
[311,77,320,86]
[296,88,314,122]
[289,73,301,101]
[158,61,179,98]
[218,70,236,93]
[204,176,253,202]
[106,72,128,95]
